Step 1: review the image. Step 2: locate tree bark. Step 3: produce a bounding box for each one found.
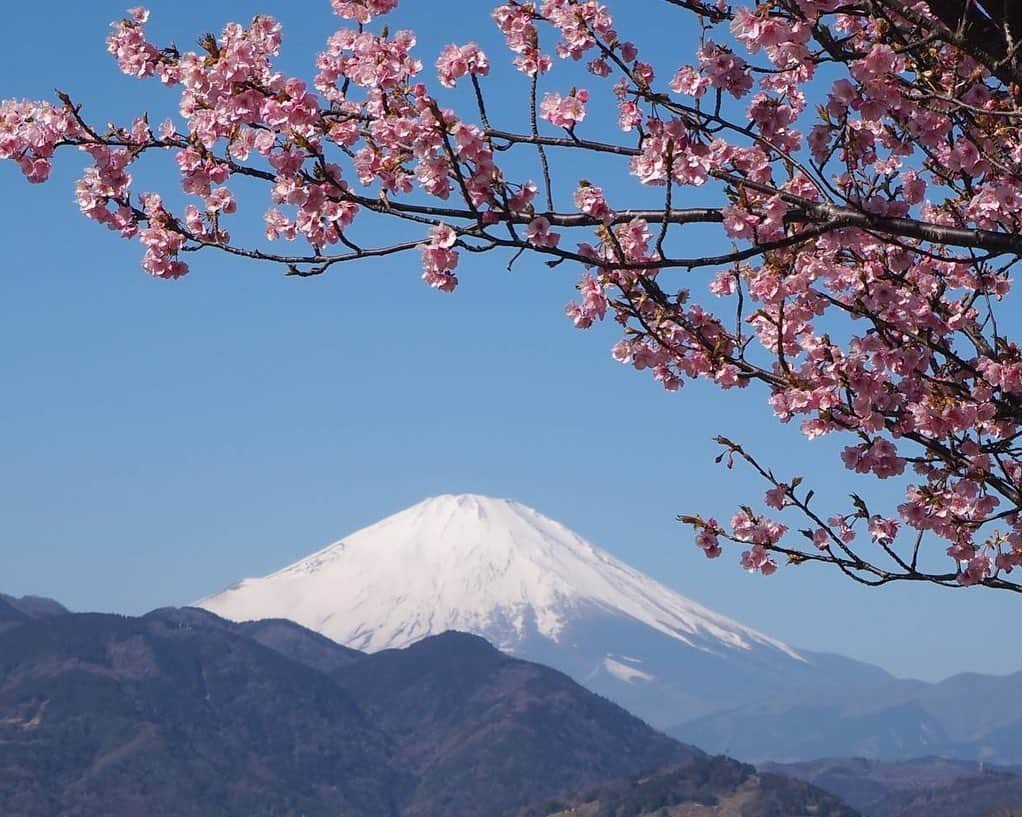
[924,0,1022,90]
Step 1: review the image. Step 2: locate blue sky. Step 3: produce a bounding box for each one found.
[2,0,1018,682]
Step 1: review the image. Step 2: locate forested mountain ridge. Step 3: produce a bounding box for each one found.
[0,606,702,817]
[513,755,861,817]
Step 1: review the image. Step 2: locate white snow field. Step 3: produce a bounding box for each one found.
[198,494,887,727]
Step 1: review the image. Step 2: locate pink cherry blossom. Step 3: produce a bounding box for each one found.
[540,88,589,129]
[436,43,490,88]
[420,223,460,292]
[573,184,613,223]
[6,0,1022,594]
[525,216,560,248]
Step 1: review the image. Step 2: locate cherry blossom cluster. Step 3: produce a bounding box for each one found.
[420,223,460,292]
[5,0,1022,592]
[436,43,491,88]
[330,0,399,23]
[540,88,589,129]
[0,99,80,183]
[493,3,552,75]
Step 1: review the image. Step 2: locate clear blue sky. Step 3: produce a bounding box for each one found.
[2,0,1018,682]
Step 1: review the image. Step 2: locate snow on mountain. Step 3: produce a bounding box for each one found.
[197,493,891,727]
[201,494,796,658]
[603,656,655,684]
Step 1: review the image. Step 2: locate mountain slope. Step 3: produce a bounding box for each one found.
[761,757,1022,817]
[0,594,67,620]
[675,700,950,762]
[0,611,407,817]
[147,605,366,674]
[673,670,1022,764]
[514,755,861,817]
[868,773,1022,817]
[334,630,697,817]
[198,493,890,727]
[201,494,796,657]
[0,607,705,817]
[0,598,29,634]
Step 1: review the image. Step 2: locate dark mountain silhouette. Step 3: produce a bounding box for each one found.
[0,610,406,817]
[333,630,699,817]
[147,606,365,674]
[866,772,1022,817]
[0,598,29,634]
[236,617,365,671]
[0,594,68,621]
[0,606,709,817]
[513,754,860,817]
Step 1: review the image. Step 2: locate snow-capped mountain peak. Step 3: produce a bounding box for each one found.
[197,493,799,659]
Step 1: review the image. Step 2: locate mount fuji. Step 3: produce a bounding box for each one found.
[197,493,891,729]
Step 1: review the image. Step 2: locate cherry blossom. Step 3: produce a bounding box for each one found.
[436,43,490,88]
[6,1,1022,593]
[539,88,589,129]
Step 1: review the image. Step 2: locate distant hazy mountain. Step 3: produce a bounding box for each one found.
[514,755,861,817]
[869,774,1022,817]
[0,607,701,817]
[761,757,1022,817]
[198,493,892,728]
[672,670,1022,764]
